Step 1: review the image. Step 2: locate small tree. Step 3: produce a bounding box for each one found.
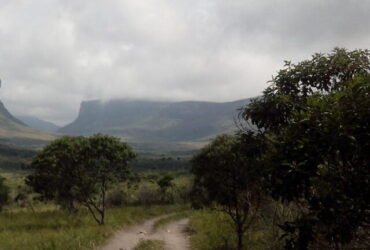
[78,134,136,224]
[26,136,85,212]
[191,133,266,250]
[157,175,174,204]
[27,134,136,225]
[0,175,10,211]
[157,175,174,192]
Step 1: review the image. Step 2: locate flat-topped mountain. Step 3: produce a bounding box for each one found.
[58,99,251,145]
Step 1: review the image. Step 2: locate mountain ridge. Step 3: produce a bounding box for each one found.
[0,101,27,126]
[16,115,60,133]
[0,100,56,148]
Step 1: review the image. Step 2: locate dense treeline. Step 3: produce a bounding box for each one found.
[191,48,370,249]
[130,157,190,172]
[0,144,36,170]
[0,143,189,172]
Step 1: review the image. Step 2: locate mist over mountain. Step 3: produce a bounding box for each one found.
[16,115,60,133]
[59,98,251,145]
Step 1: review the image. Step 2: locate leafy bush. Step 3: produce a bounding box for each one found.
[106,188,129,207]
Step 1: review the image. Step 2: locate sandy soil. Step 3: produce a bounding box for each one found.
[98,215,190,250]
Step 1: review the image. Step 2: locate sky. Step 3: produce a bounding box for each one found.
[0,0,369,126]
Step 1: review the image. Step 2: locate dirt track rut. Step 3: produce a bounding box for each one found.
[98,215,190,250]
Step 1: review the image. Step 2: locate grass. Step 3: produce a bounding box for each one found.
[188,208,285,250]
[1,171,27,189]
[189,209,236,250]
[0,205,186,250]
[0,169,192,249]
[153,210,192,230]
[133,240,166,250]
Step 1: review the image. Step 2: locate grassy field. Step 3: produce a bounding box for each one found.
[0,205,186,250]
[0,167,193,250]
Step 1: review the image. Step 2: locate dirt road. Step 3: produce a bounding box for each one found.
[98,215,190,250]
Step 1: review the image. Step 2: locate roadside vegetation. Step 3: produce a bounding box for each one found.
[0,205,184,250]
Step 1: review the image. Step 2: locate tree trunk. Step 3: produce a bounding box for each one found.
[237,230,244,250]
[98,207,105,225]
[100,183,106,225]
[236,223,244,250]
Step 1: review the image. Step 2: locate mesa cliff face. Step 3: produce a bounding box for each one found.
[59,99,251,144]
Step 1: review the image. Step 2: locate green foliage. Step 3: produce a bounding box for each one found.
[242,48,370,132]
[105,187,129,207]
[157,175,174,191]
[131,172,192,206]
[26,136,84,211]
[0,175,9,210]
[191,133,267,250]
[26,134,136,225]
[242,48,370,248]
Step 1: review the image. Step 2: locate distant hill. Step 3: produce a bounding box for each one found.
[58,99,251,152]
[0,100,55,148]
[16,115,60,133]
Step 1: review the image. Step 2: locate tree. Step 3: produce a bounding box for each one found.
[241,48,370,249]
[26,136,85,212]
[0,175,9,211]
[191,133,266,250]
[157,175,175,204]
[157,175,174,192]
[27,134,136,225]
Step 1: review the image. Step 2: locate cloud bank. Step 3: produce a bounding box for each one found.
[0,0,369,125]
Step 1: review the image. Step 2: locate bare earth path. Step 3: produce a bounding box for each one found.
[98,215,190,250]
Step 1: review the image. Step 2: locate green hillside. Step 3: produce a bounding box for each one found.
[0,100,55,148]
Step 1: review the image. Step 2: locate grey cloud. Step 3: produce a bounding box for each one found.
[0,0,369,125]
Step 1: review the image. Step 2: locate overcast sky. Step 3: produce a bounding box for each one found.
[0,0,369,125]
